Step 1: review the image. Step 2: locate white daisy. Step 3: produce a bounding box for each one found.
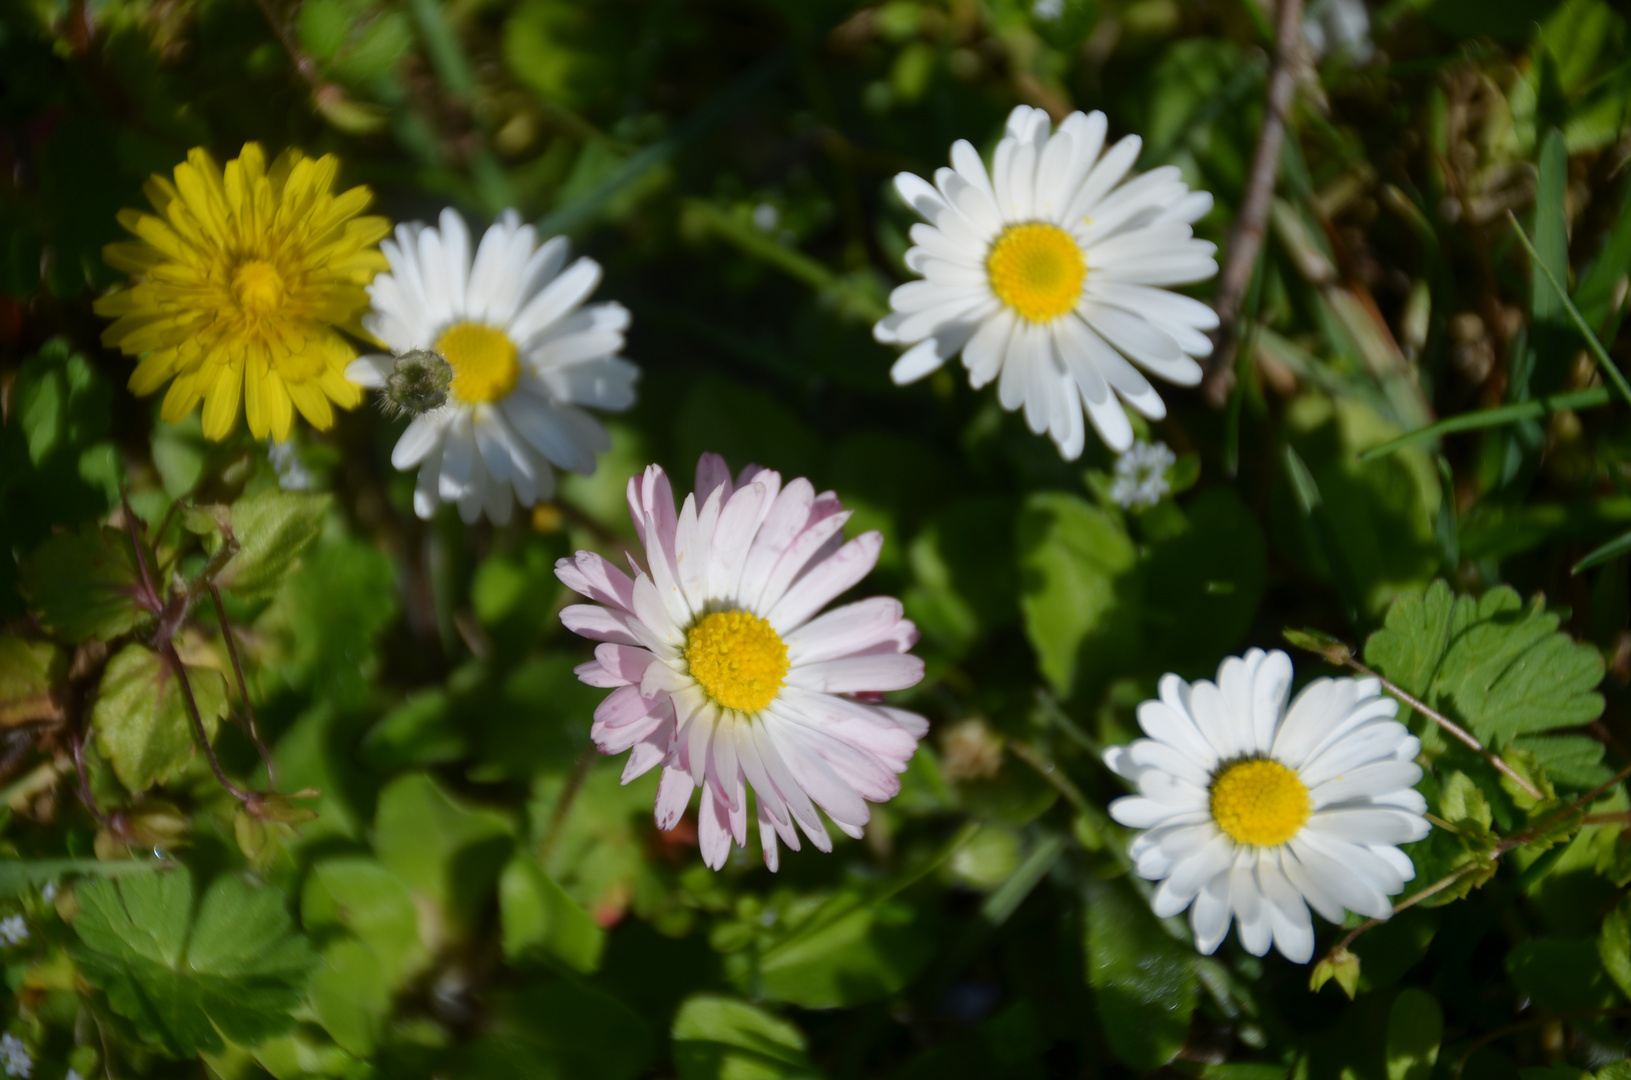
[347,208,638,524]
[1105,648,1429,963]
[876,105,1220,458]
[556,453,929,871]
[1109,439,1176,509]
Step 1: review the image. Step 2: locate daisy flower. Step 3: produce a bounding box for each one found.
[96,144,389,441]
[1109,439,1176,509]
[555,453,928,870]
[876,106,1219,458]
[347,208,637,525]
[1105,648,1429,963]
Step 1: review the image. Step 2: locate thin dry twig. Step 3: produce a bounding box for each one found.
[1204,0,1305,406]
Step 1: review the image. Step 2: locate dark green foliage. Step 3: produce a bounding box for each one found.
[4,0,1631,1077]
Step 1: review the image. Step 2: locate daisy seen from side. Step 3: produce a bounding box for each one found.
[556,453,929,870]
[1105,648,1430,963]
[876,105,1220,458]
[96,144,389,441]
[347,208,637,524]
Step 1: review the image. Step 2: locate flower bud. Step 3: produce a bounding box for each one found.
[381,349,454,417]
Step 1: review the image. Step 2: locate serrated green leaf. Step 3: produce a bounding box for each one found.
[1016,492,1137,697]
[1440,772,1493,833]
[215,489,330,600]
[72,866,317,1057]
[20,525,146,642]
[672,995,818,1080]
[1086,877,1196,1070]
[91,644,227,793]
[499,855,605,974]
[1513,734,1612,788]
[1363,580,1604,747]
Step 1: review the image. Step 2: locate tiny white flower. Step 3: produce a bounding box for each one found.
[1032,0,1064,20]
[1105,649,1430,963]
[876,106,1219,458]
[1109,439,1176,509]
[348,208,637,525]
[1304,0,1372,62]
[751,203,780,232]
[0,915,27,947]
[38,883,55,904]
[0,1034,32,1079]
[266,441,315,492]
[66,1072,83,1080]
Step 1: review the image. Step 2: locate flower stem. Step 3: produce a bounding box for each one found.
[208,583,276,787]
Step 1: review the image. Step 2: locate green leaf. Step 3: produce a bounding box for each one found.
[1386,988,1442,1080]
[460,981,655,1080]
[1597,898,1631,1002]
[1512,734,1612,788]
[0,635,62,725]
[1085,877,1196,1071]
[373,772,514,936]
[499,855,606,974]
[307,938,390,1057]
[1016,492,1137,697]
[19,525,146,643]
[0,857,169,899]
[1507,938,1619,1013]
[672,995,818,1080]
[91,644,227,793]
[1140,487,1267,669]
[72,866,317,1057]
[300,856,427,989]
[1363,580,1604,748]
[215,489,331,600]
[1575,179,1631,338]
[257,535,398,706]
[903,496,1019,654]
[757,890,938,1009]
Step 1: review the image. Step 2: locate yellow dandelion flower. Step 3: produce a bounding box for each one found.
[95,143,390,441]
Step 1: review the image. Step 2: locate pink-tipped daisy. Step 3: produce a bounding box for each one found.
[555,453,929,870]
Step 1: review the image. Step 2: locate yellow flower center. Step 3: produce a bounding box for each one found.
[436,321,520,404]
[232,260,285,317]
[985,222,1087,323]
[684,610,790,713]
[1209,758,1311,848]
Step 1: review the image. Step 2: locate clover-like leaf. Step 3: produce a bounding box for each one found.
[19,525,146,642]
[1363,580,1604,752]
[214,488,331,600]
[71,866,317,1057]
[92,644,227,793]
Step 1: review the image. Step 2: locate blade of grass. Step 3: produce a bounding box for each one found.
[1358,386,1614,461]
[1573,527,1631,574]
[1284,445,1363,629]
[1508,210,1631,408]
